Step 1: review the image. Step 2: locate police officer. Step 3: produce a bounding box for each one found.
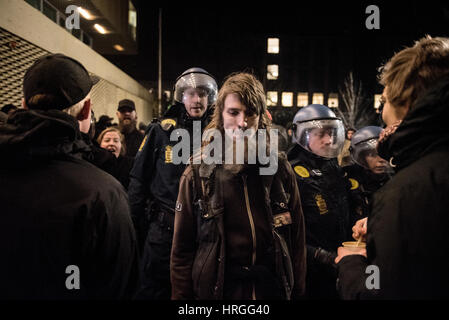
[344,126,393,226]
[287,104,352,299]
[128,67,218,299]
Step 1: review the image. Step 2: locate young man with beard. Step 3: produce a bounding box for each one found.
[170,72,306,300]
[129,68,218,299]
[116,99,144,158]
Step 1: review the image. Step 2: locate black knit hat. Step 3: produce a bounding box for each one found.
[23,53,99,110]
[117,99,136,112]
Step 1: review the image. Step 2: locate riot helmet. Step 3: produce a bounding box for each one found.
[174,68,218,106]
[292,104,345,158]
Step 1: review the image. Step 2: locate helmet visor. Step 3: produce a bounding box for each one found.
[174,72,218,105]
[295,119,345,158]
[351,138,392,173]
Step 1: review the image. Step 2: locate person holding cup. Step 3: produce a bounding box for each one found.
[335,36,449,299]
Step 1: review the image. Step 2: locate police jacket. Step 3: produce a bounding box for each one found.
[288,145,352,253]
[337,78,449,299]
[128,103,212,247]
[0,109,139,299]
[343,164,391,225]
[171,156,307,300]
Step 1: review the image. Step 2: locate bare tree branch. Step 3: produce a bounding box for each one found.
[338,72,379,130]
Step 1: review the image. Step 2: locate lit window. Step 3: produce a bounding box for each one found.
[312,93,324,105]
[129,1,137,41]
[267,65,279,80]
[297,92,308,107]
[282,92,293,107]
[374,94,382,110]
[267,92,278,107]
[267,38,279,54]
[328,93,339,108]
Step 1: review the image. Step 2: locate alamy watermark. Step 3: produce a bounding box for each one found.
[65,265,80,290]
[167,121,279,175]
[65,5,80,30]
[365,5,380,30]
[365,265,380,290]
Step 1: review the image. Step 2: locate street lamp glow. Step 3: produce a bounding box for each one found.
[77,7,93,20]
[114,44,125,51]
[94,24,106,34]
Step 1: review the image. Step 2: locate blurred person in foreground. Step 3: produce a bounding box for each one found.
[336,36,449,299]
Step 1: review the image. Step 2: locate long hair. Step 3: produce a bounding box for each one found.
[205,72,271,133]
[195,72,274,164]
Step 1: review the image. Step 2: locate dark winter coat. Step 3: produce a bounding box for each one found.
[171,156,307,300]
[0,109,139,299]
[123,128,144,158]
[337,78,449,299]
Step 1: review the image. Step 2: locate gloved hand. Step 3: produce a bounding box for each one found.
[313,247,337,268]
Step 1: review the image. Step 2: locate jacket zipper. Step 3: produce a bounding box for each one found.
[242,174,257,300]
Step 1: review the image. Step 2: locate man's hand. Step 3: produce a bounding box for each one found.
[352,217,368,241]
[335,246,367,264]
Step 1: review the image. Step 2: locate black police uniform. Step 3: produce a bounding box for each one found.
[288,144,352,299]
[343,164,391,225]
[128,103,212,299]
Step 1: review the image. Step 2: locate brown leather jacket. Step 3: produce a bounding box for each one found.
[170,156,306,300]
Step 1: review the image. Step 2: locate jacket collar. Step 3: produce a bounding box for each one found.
[0,109,90,165]
[377,78,449,171]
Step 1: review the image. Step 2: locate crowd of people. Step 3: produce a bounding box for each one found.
[0,35,448,300]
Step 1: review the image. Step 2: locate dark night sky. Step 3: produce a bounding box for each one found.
[106,1,449,91]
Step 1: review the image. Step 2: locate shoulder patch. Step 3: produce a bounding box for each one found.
[138,135,148,152]
[161,118,177,131]
[349,178,360,190]
[294,165,310,178]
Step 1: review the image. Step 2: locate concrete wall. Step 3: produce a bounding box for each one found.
[0,0,154,124]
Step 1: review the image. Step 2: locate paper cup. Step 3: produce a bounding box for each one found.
[342,241,366,252]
